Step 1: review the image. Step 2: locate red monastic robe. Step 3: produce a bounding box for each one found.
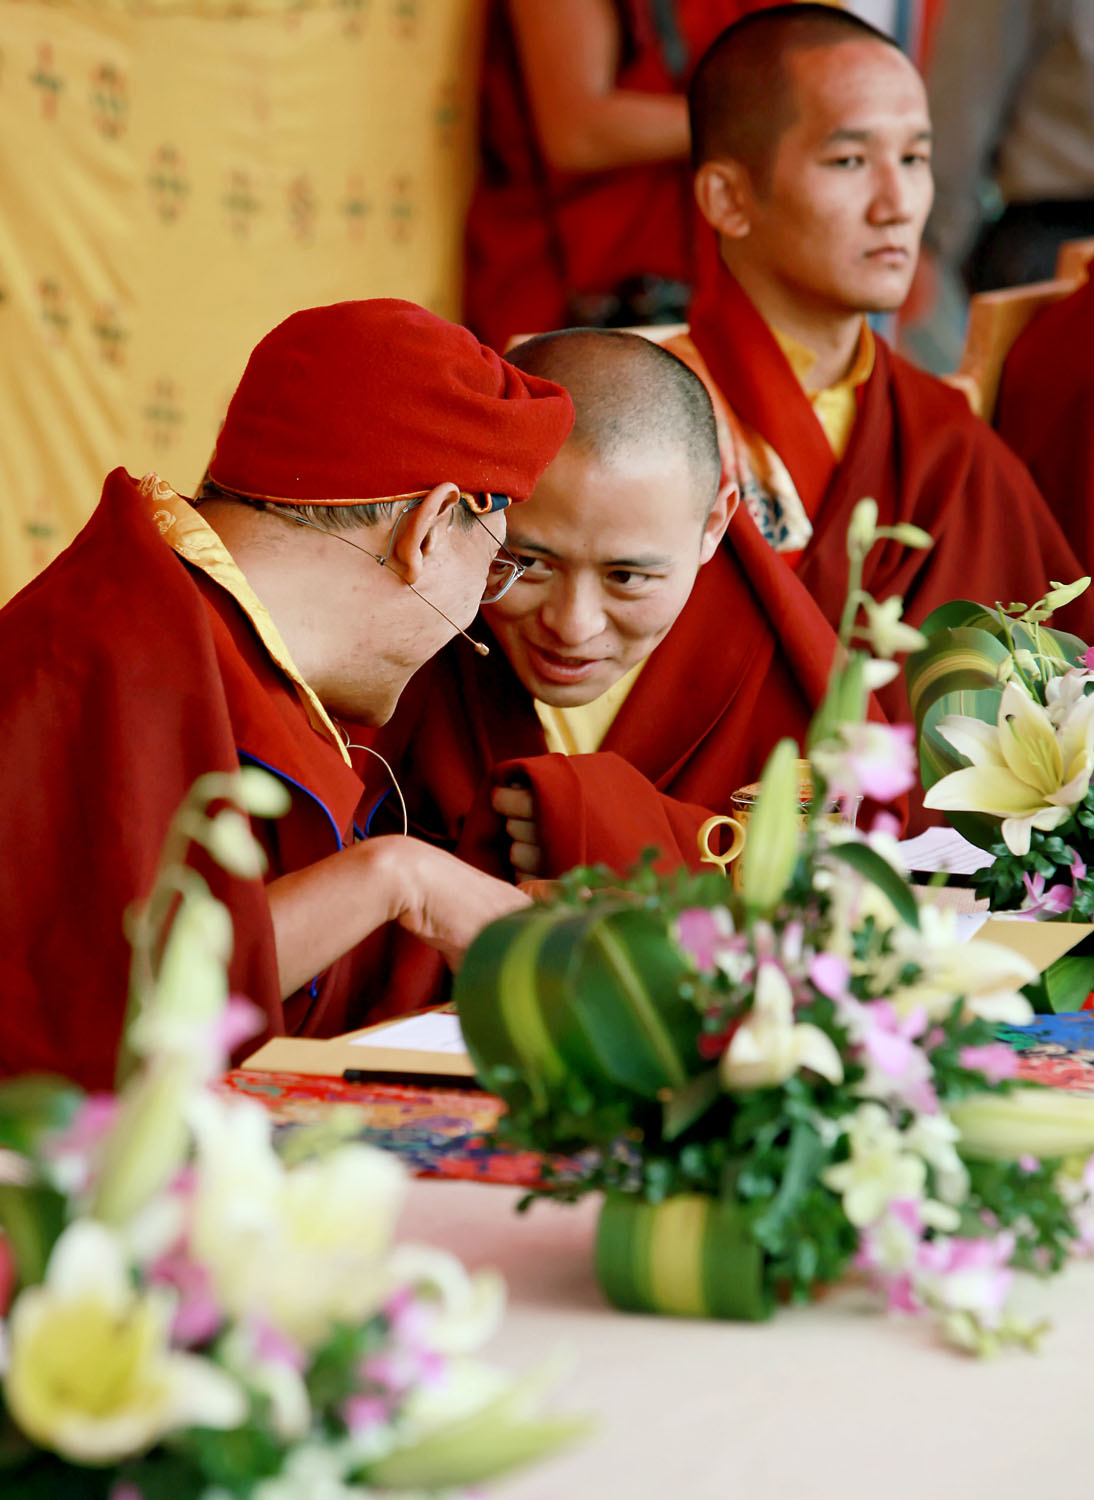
[673,264,1094,725]
[367,513,868,1011]
[463,0,752,351]
[995,275,1094,571]
[0,471,380,1089]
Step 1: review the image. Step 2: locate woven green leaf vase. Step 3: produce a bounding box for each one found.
[595,1192,771,1321]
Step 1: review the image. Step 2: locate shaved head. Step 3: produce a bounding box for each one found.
[689,2,898,186]
[505,328,721,515]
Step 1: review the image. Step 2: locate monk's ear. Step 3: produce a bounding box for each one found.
[698,477,737,565]
[695,159,754,240]
[388,482,461,586]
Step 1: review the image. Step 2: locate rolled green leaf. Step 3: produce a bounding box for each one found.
[595,1192,770,1321]
[456,902,700,1105]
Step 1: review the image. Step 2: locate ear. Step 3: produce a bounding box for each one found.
[387,482,462,585]
[698,476,737,565]
[694,159,755,241]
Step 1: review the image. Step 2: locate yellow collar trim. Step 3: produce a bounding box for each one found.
[772,321,875,394]
[138,473,350,764]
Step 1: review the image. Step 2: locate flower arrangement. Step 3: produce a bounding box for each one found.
[0,771,586,1497]
[908,581,1094,1009]
[454,503,1094,1351]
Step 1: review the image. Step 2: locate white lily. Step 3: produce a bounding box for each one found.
[822,1104,926,1227]
[924,677,1094,855]
[720,961,844,1092]
[3,1221,245,1464]
[858,595,927,659]
[888,904,1036,1026]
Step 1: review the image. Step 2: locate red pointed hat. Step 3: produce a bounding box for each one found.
[208,299,574,507]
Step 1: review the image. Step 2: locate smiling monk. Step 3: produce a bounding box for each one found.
[365,326,871,1010]
[664,2,1091,724]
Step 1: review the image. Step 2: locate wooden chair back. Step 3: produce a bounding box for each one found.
[1055,237,1094,284]
[944,276,1081,421]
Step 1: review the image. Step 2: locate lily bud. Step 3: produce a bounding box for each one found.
[739,739,801,913]
[846,498,879,560]
[950,1088,1094,1162]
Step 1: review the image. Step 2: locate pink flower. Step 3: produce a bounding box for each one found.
[958,1043,1020,1084]
[42,1093,119,1194]
[1081,646,1094,671]
[854,1200,925,1315]
[812,723,918,806]
[147,1243,223,1347]
[1014,870,1074,919]
[675,908,733,973]
[916,1233,1016,1325]
[343,1393,392,1434]
[809,951,851,1001]
[847,1001,938,1113]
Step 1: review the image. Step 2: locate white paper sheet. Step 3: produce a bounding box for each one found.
[352,1011,467,1055]
[899,827,993,876]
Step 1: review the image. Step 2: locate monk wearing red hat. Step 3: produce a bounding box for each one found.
[0,299,574,1087]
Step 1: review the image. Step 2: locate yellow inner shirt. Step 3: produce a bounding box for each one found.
[773,322,875,460]
[138,472,350,763]
[534,659,648,756]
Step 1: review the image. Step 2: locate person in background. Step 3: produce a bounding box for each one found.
[462,0,762,352]
[995,270,1094,565]
[0,299,573,1087]
[662,2,1091,747]
[924,0,1094,293]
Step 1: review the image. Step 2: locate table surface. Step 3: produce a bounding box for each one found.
[397,1176,1094,1500]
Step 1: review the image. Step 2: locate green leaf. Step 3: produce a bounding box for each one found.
[826,842,920,930]
[0,1184,68,1291]
[751,1118,826,1251]
[1042,951,1094,1013]
[662,1068,722,1143]
[0,1077,83,1158]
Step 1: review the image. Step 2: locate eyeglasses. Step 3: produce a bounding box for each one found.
[372,493,525,605]
[281,492,525,607]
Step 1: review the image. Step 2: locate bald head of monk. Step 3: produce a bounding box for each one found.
[484,328,731,708]
[689,3,933,328]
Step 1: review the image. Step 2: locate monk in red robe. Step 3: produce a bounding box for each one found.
[995,273,1094,568]
[369,327,882,1010]
[664,2,1092,726]
[463,0,758,352]
[0,300,573,1087]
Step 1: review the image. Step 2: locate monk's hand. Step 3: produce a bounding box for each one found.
[491,783,543,878]
[388,839,531,970]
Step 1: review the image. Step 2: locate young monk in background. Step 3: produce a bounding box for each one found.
[665,2,1092,733]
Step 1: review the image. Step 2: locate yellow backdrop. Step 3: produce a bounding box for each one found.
[0,0,483,601]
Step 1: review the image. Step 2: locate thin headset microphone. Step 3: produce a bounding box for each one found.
[285,512,491,656]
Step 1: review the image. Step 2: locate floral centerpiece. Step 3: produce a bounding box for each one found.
[454,503,1094,1352]
[908,581,1094,1010]
[0,772,586,1497]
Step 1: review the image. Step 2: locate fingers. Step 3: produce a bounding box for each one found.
[491,785,535,821]
[504,816,537,847]
[509,841,542,877]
